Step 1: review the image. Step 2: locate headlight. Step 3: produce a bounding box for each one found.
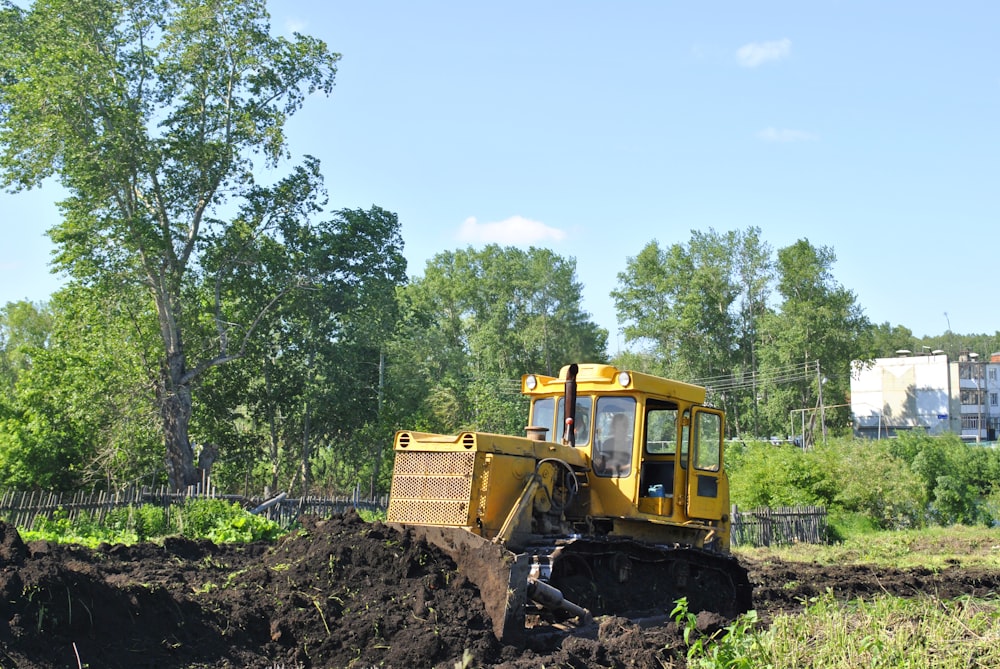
[617,371,631,387]
[525,374,537,390]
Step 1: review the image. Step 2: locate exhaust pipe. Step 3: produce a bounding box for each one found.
[562,363,579,447]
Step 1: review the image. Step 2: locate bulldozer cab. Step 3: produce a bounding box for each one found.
[524,364,730,527]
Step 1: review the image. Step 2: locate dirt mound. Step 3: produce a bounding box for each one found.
[0,512,998,668]
[0,511,500,668]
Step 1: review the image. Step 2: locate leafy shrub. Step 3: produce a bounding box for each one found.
[671,597,771,668]
[20,499,282,546]
[728,442,823,508]
[177,498,282,542]
[812,440,924,529]
[728,435,998,532]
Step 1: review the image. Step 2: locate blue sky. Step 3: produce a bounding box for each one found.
[2,1,998,346]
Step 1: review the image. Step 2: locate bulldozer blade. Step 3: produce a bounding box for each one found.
[388,524,530,644]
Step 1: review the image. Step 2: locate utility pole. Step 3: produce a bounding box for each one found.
[817,361,827,445]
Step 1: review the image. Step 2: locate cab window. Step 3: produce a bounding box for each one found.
[680,409,690,469]
[530,397,555,442]
[594,397,636,476]
[693,411,722,472]
[645,403,678,455]
[557,396,592,447]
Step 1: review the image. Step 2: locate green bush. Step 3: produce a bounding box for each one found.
[728,435,999,532]
[177,498,282,542]
[728,442,823,508]
[812,440,924,529]
[825,510,881,542]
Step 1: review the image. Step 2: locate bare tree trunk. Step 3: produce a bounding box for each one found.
[154,277,197,491]
[198,442,219,477]
[261,359,281,494]
[160,378,195,491]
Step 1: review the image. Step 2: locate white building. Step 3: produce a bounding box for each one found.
[851,353,951,438]
[850,351,1000,441]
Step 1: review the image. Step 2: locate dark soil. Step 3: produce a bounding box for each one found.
[1,511,999,668]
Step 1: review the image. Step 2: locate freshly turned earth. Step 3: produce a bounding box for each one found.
[1,512,999,668]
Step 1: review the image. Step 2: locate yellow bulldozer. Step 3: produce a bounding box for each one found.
[386,363,752,643]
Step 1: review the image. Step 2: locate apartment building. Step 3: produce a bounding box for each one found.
[850,350,1000,441]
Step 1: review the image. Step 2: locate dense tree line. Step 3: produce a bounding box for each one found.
[5,225,996,497]
[612,230,873,443]
[0,241,605,495]
[3,0,999,498]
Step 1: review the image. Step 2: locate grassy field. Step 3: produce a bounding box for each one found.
[703,527,1000,669]
[760,594,1000,669]
[737,524,1000,570]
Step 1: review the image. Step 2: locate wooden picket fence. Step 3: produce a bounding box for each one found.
[0,485,389,531]
[0,487,823,548]
[730,504,827,547]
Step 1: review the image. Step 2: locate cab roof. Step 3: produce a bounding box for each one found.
[521,363,706,405]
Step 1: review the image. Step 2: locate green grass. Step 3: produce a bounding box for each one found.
[678,591,1000,668]
[701,526,1000,668]
[356,507,386,523]
[763,592,1000,669]
[736,524,1000,570]
[683,592,1000,669]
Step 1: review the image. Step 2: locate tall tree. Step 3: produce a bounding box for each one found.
[612,228,774,433]
[612,230,742,381]
[0,301,53,399]
[194,206,407,496]
[865,322,916,359]
[731,228,774,437]
[757,239,871,443]
[396,245,607,435]
[0,287,162,490]
[0,0,339,489]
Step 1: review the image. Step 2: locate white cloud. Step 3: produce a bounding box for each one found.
[737,39,791,68]
[457,216,567,245]
[757,127,818,143]
[285,18,307,35]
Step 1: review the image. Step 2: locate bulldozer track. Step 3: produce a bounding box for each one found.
[532,537,753,621]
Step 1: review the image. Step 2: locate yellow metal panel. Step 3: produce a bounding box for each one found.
[522,364,707,405]
[476,453,537,539]
[686,408,726,521]
[395,430,588,468]
[637,496,673,516]
[587,475,638,516]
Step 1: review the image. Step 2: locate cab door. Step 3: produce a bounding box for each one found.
[686,407,725,520]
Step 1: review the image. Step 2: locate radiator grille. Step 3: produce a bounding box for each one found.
[388,450,476,525]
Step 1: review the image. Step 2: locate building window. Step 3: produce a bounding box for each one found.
[960,364,985,381]
[992,368,998,381]
[962,415,981,429]
[961,389,985,405]
[992,393,998,407]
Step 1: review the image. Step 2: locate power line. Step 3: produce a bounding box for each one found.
[695,361,819,394]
